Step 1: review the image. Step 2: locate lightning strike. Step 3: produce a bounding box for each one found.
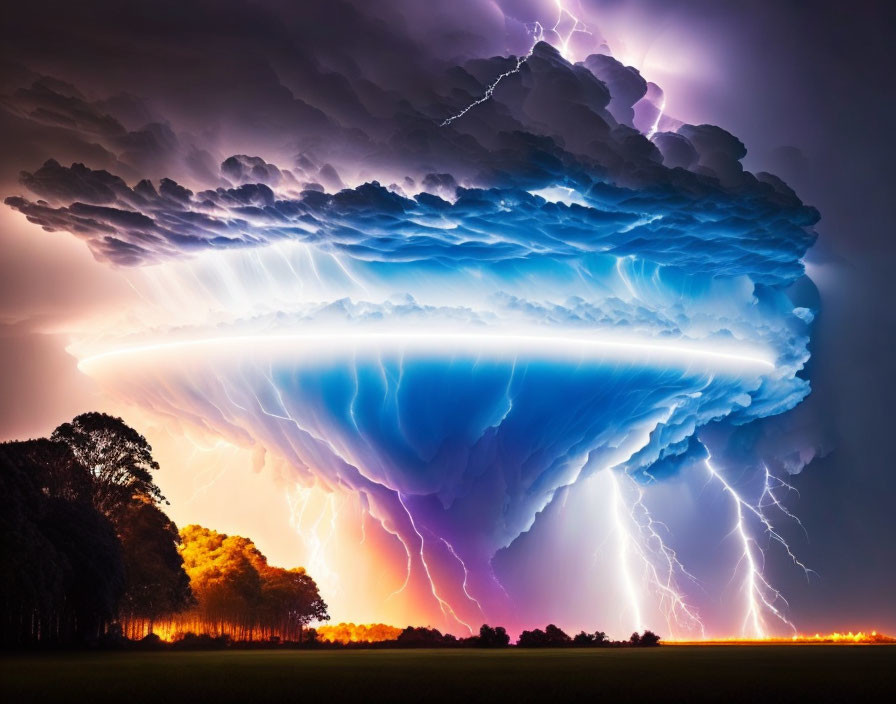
[440,2,591,127]
[440,22,544,127]
[704,458,812,638]
[397,493,474,634]
[607,469,704,638]
[608,470,644,632]
[547,0,591,62]
[439,539,486,617]
[646,97,666,139]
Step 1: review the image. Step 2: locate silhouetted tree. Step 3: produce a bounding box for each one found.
[40,498,124,642]
[477,624,510,647]
[118,500,193,633]
[517,628,547,647]
[544,623,572,646]
[629,631,641,646]
[52,413,165,520]
[396,626,457,647]
[0,439,124,646]
[639,630,662,647]
[594,630,608,646]
[573,631,595,646]
[51,414,192,639]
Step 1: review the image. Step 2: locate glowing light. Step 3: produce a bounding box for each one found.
[646,97,666,139]
[76,330,776,373]
[317,623,403,644]
[666,631,895,645]
[547,0,591,62]
[609,469,644,632]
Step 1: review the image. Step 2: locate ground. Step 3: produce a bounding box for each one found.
[2,646,894,703]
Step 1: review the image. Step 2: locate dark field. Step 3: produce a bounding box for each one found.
[2,646,894,703]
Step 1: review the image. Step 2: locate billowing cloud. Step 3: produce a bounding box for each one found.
[1,1,823,638]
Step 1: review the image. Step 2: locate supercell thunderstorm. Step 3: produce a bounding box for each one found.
[5,22,822,639]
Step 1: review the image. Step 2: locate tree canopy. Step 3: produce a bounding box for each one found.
[52,412,165,520]
[177,525,328,641]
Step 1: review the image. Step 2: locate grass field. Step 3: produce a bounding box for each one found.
[2,646,894,703]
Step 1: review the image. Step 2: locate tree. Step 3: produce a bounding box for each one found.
[52,413,165,520]
[629,631,641,646]
[258,566,329,641]
[118,500,193,632]
[544,623,572,646]
[39,496,124,642]
[178,525,328,641]
[396,626,453,647]
[477,624,510,647]
[639,630,662,647]
[0,440,124,646]
[573,631,595,646]
[517,628,547,647]
[51,414,193,638]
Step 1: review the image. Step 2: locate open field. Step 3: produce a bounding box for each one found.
[2,646,894,703]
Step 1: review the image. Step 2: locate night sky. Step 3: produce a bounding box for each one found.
[1,1,894,637]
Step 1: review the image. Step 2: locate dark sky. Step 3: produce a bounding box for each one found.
[640,0,896,633]
[1,0,894,633]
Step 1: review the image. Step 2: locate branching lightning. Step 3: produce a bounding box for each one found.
[704,458,813,638]
[440,2,591,127]
[439,538,486,618]
[607,469,704,638]
[396,493,474,634]
[440,23,544,127]
[286,487,345,597]
[547,0,591,61]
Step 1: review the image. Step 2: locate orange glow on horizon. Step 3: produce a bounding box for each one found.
[317,623,403,644]
[664,631,895,645]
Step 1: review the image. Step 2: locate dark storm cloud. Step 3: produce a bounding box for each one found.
[6,0,890,633]
[6,144,816,285]
[3,12,819,287]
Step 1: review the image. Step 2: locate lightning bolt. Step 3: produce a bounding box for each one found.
[627,474,706,638]
[396,492,473,634]
[704,457,812,638]
[286,486,344,598]
[440,22,544,127]
[547,0,591,62]
[609,469,644,632]
[439,538,486,617]
[607,469,704,638]
[646,97,666,139]
[440,2,592,127]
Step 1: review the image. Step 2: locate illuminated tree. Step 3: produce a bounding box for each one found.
[177,525,328,641]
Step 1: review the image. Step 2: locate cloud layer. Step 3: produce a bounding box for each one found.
[1,2,821,636]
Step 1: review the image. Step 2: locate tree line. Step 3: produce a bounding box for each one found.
[357,624,660,648]
[1,411,662,650]
[0,413,327,648]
